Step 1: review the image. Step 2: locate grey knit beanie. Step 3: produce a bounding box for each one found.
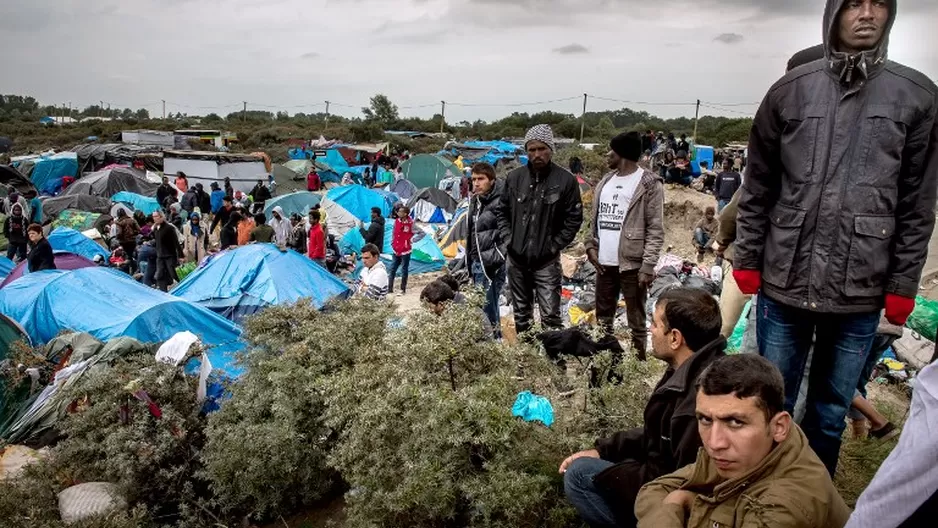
[524,124,555,152]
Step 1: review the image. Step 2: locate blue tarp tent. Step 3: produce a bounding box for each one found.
[31,152,78,195]
[0,267,244,376]
[47,227,109,261]
[340,222,445,275]
[263,191,323,219]
[326,185,395,221]
[112,191,162,216]
[0,257,13,281]
[692,145,715,176]
[172,244,351,322]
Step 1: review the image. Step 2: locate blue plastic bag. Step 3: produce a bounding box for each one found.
[512,391,554,427]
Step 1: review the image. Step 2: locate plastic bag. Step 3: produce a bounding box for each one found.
[727,300,752,353]
[907,296,938,342]
[511,391,554,427]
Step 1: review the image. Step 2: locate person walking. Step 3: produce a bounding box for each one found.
[151,210,181,292]
[3,203,29,262]
[210,182,225,215]
[585,131,664,360]
[496,124,583,335]
[465,162,507,338]
[388,206,414,295]
[250,179,271,213]
[734,0,938,476]
[713,158,741,212]
[182,212,208,263]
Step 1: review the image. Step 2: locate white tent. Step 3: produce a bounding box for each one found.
[320,197,360,239]
[163,151,267,193]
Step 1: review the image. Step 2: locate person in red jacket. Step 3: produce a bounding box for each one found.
[307,210,326,267]
[388,206,414,295]
[307,169,321,192]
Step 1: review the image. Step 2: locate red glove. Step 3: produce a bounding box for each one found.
[884,294,915,326]
[733,270,762,295]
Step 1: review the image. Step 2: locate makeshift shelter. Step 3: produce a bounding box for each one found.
[111,191,161,216]
[162,151,267,194]
[52,210,102,231]
[71,143,163,174]
[263,191,323,219]
[326,184,394,221]
[61,167,158,198]
[47,227,109,261]
[41,194,111,222]
[438,208,469,258]
[30,152,78,195]
[320,197,360,239]
[340,222,445,275]
[400,154,463,189]
[270,164,305,194]
[0,312,28,352]
[0,252,96,289]
[172,244,351,322]
[406,188,458,224]
[0,165,36,195]
[0,267,243,374]
[389,178,418,200]
[283,159,313,175]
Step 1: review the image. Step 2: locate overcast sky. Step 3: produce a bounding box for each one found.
[3,0,937,122]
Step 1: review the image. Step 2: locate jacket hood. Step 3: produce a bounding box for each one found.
[477,179,504,206]
[272,206,285,217]
[823,0,896,83]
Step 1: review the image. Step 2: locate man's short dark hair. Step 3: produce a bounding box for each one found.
[696,355,785,422]
[361,243,380,257]
[655,288,721,351]
[223,195,233,203]
[255,213,266,225]
[420,280,456,305]
[611,131,643,162]
[310,210,321,222]
[438,274,461,293]
[471,162,496,181]
[371,207,381,217]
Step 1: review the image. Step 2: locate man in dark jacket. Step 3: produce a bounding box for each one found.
[360,207,385,251]
[250,179,272,213]
[210,196,234,234]
[713,158,741,212]
[180,187,199,218]
[115,209,140,272]
[496,124,583,334]
[26,224,56,273]
[3,203,29,261]
[156,176,176,211]
[734,0,938,476]
[465,162,506,337]
[151,210,181,292]
[561,288,725,527]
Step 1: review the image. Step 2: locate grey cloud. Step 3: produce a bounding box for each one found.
[554,43,589,55]
[300,52,319,59]
[714,33,744,44]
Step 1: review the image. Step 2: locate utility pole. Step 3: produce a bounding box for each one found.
[579,93,588,143]
[242,101,247,123]
[100,101,104,119]
[440,100,446,134]
[162,100,166,120]
[324,100,331,125]
[692,99,701,142]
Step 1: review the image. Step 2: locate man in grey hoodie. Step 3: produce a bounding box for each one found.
[734,0,938,475]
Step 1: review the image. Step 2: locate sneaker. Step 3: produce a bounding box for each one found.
[869,422,900,441]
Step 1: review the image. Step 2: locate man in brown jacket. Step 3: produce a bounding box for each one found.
[585,131,664,359]
[635,354,850,528]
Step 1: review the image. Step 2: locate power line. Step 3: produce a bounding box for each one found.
[447,96,580,108]
[699,103,755,116]
[589,95,696,106]
[700,100,761,107]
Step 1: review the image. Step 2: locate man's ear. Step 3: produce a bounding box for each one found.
[770,411,792,443]
[670,328,684,351]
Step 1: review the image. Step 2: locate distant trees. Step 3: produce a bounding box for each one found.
[362,94,399,123]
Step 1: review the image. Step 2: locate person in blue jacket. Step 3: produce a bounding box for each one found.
[210,182,225,215]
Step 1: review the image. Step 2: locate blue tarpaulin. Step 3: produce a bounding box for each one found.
[0,267,244,376]
[47,227,109,261]
[326,184,395,221]
[112,191,161,216]
[0,257,13,281]
[31,153,78,195]
[172,244,351,322]
[692,145,715,176]
[341,222,445,276]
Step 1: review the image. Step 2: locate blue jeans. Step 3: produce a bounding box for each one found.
[756,294,879,476]
[717,199,730,212]
[6,242,27,262]
[388,253,411,293]
[694,228,710,249]
[471,260,504,339]
[564,457,617,528]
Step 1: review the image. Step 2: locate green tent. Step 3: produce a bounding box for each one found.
[0,313,30,433]
[400,154,463,189]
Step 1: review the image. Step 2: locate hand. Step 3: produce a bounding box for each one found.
[586,248,603,275]
[664,490,697,512]
[885,293,915,326]
[559,449,600,474]
[638,271,655,288]
[733,269,761,295]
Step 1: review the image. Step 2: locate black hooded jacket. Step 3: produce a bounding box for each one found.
[496,161,583,267]
[465,180,506,277]
[360,216,385,251]
[735,0,938,313]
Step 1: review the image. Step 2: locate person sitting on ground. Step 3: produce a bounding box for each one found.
[635,354,850,528]
[420,279,495,341]
[665,150,693,186]
[561,288,725,528]
[693,207,719,263]
[220,212,241,250]
[847,313,902,441]
[696,161,718,194]
[109,247,131,274]
[26,224,56,272]
[249,213,275,243]
[358,243,388,301]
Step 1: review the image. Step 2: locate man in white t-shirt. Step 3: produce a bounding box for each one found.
[585,131,665,360]
[358,243,389,301]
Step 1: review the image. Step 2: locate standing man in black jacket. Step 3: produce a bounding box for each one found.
[360,207,385,252]
[152,210,181,292]
[465,162,506,337]
[713,158,741,212]
[734,0,938,476]
[560,288,725,527]
[496,124,583,334]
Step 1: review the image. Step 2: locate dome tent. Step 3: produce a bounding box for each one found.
[400,154,463,189]
[0,267,244,377]
[340,221,445,276]
[111,191,161,216]
[60,167,158,199]
[172,244,351,322]
[389,178,418,200]
[326,184,395,221]
[0,252,96,289]
[263,191,323,219]
[47,227,109,262]
[406,188,458,224]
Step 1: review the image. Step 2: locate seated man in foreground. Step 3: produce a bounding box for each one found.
[357,243,388,301]
[560,288,726,527]
[635,354,850,528]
